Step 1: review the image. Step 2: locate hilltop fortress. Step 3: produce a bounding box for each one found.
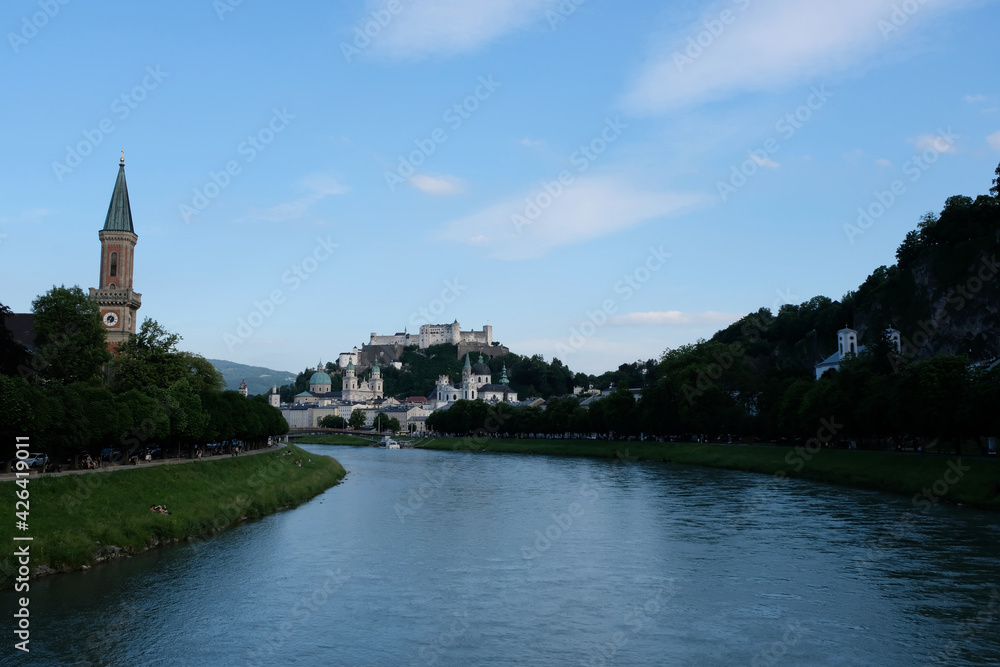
[340,321,507,370]
[369,321,493,349]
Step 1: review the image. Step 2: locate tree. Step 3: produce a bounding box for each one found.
[30,285,110,384]
[113,318,222,393]
[320,415,347,429]
[0,302,29,377]
[991,160,1000,199]
[373,413,400,433]
[348,408,366,429]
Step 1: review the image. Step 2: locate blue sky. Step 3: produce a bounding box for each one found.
[2,0,999,376]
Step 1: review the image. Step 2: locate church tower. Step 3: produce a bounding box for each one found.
[89,156,142,352]
[371,360,384,398]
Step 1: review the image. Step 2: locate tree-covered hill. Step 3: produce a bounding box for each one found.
[207,359,297,396]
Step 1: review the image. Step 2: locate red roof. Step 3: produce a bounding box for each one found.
[406,396,428,404]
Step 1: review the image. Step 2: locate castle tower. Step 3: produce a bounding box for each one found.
[269,385,280,408]
[838,328,858,357]
[239,379,248,397]
[89,156,142,352]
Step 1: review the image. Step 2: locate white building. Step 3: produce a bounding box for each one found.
[815,327,901,379]
[432,353,517,409]
[338,347,360,368]
[342,360,384,403]
[418,321,492,349]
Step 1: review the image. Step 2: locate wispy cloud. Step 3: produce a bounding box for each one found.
[986,131,1000,151]
[519,137,545,147]
[964,94,986,104]
[437,175,703,260]
[250,173,348,222]
[912,133,958,154]
[622,0,973,114]
[875,157,892,167]
[610,311,739,327]
[752,154,780,169]
[410,173,464,196]
[364,0,560,59]
[0,208,51,227]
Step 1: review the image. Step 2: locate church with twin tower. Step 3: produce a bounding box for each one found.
[89,156,142,352]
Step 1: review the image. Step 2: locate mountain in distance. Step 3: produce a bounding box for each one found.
[206,359,297,396]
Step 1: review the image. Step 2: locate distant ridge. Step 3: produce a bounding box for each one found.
[206,359,297,396]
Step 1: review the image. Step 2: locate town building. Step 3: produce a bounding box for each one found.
[432,353,517,409]
[814,327,901,379]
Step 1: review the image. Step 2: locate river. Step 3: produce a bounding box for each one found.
[3,445,999,666]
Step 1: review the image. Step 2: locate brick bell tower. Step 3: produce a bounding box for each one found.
[89,155,142,352]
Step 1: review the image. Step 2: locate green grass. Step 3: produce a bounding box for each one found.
[0,444,345,588]
[418,437,1000,510]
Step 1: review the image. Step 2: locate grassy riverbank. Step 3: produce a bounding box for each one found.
[418,438,1000,510]
[0,444,345,588]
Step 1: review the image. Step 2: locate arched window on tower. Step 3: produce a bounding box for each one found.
[110,252,118,277]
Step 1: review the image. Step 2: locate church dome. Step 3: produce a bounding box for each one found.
[309,370,332,385]
[472,353,491,376]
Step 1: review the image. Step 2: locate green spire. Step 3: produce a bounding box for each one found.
[346,360,354,371]
[464,353,471,369]
[372,360,380,373]
[500,363,509,385]
[103,158,135,233]
[478,353,485,364]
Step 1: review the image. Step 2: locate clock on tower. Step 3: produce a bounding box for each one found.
[89,156,142,353]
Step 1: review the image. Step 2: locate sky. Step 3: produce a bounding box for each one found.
[2,0,999,376]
